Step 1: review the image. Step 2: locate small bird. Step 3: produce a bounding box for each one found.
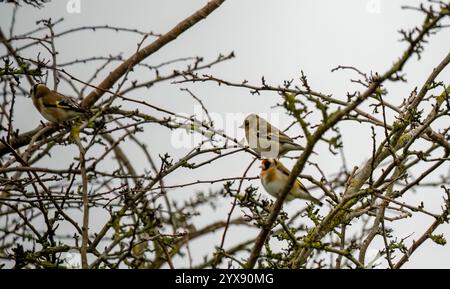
[240,114,304,158]
[259,159,322,205]
[30,83,87,123]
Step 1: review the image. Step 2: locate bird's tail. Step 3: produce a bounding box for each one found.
[307,196,323,207]
[287,143,305,151]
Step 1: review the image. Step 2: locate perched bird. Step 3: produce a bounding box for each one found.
[30,83,87,123]
[240,114,304,158]
[259,159,322,205]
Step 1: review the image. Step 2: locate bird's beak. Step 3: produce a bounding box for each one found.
[239,124,244,129]
[258,164,263,168]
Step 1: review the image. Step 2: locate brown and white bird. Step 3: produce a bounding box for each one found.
[259,159,322,205]
[240,114,304,158]
[30,83,87,123]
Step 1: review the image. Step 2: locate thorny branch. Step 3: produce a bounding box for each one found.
[1,1,449,269]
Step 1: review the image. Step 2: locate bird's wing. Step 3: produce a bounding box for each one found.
[43,92,85,113]
[256,120,283,140]
[277,162,309,192]
[295,178,308,192]
[254,118,303,151]
[273,130,296,144]
[258,119,296,144]
[57,97,85,113]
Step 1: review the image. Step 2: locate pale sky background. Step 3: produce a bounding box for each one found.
[1,0,449,268]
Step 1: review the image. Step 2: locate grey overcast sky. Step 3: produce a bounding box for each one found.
[1,0,449,268]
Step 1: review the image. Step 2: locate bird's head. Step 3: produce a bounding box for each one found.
[240,113,259,129]
[30,83,50,99]
[260,159,276,171]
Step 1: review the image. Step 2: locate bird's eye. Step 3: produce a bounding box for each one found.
[245,120,249,126]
